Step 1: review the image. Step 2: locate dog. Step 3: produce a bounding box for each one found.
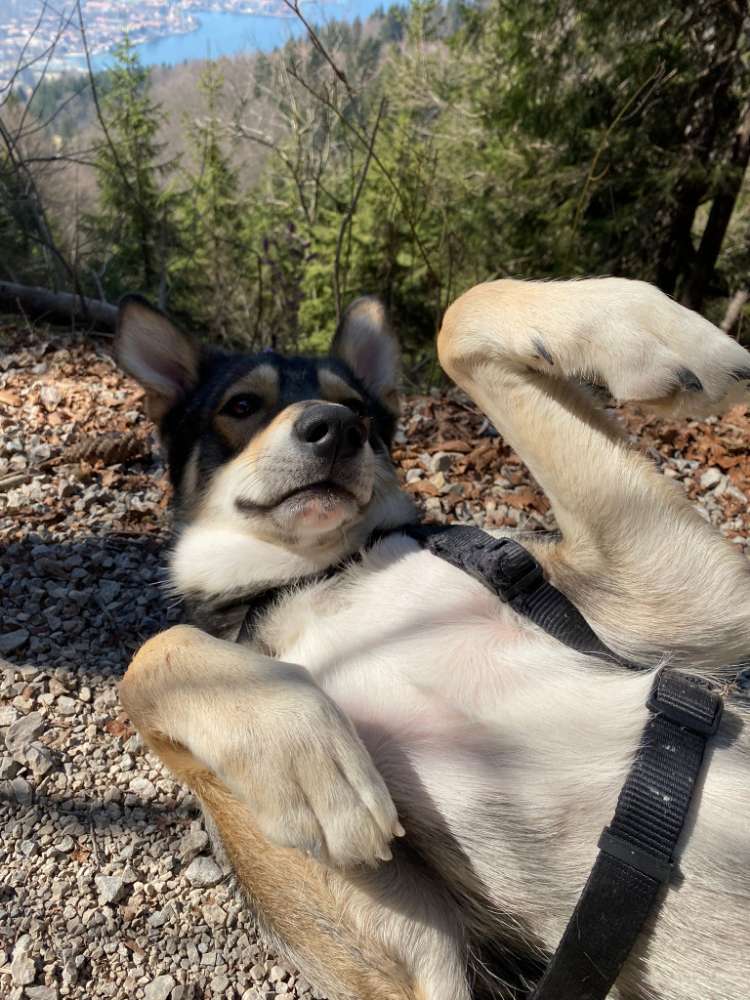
[115,280,750,1000]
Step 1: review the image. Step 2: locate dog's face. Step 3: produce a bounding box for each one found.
[115,296,410,550]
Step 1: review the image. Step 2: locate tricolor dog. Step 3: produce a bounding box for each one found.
[115,280,750,1000]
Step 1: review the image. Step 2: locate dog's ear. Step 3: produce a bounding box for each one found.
[331,297,400,413]
[115,295,199,423]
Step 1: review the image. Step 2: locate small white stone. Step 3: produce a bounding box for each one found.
[143,975,175,1000]
[94,874,127,905]
[184,856,223,888]
[179,827,209,862]
[26,987,58,1000]
[128,776,156,799]
[5,711,44,753]
[700,467,723,490]
[11,936,35,985]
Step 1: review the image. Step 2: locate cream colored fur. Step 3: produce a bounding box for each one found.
[121,278,750,1000]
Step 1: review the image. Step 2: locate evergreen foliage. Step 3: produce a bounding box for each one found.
[85,36,178,300]
[3,1,750,354]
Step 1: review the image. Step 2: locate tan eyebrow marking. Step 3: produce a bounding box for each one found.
[218,364,279,410]
[318,369,363,403]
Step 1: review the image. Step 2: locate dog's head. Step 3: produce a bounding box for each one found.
[115,296,415,598]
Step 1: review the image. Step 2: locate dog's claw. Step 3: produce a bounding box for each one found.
[533,336,554,366]
[677,368,703,392]
[394,821,406,837]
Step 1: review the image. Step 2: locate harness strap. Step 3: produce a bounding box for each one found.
[404,523,634,666]
[530,669,722,1000]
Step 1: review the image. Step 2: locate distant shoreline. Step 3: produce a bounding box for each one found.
[66,6,326,73]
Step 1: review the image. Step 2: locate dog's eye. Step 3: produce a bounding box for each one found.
[221,393,263,419]
[343,398,367,417]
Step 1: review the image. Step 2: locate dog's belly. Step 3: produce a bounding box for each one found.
[267,543,678,944]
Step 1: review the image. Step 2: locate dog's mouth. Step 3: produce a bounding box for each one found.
[236,480,358,516]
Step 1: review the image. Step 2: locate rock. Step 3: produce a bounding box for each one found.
[0,755,21,779]
[203,902,226,926]
[10,935,35,985]
[55,696,77,716]
[99,580,121,604]
[26,987,58,1000]
[94,874,127,905]
[179,826,209,862]
[128,776,156,799]
[24,744,54,777]
[10,775,32,804]
[184,856,223,888]
[143,975,175,1000]
[429,451,455,473]
[250,964,266,982]
[269,965,288,982]
[0,629,29,655]
[700,467,723,490]
[40,385,62,412]
[0,705,19,726]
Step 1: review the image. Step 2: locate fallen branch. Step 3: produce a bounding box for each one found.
[0,281,117,331]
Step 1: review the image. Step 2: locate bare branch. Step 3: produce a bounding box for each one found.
[280,0,354,101]
[0,280,117,330]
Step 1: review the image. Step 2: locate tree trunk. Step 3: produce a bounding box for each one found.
[681,105,750,312]
[0,281,117,331]
[655,2,749,297]
[721,287,749,336]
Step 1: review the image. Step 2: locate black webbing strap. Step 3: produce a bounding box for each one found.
[529,669,722,1000]
[404,523,633,666]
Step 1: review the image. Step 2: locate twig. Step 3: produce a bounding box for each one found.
[281,0,354,101]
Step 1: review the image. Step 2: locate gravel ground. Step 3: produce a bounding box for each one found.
[1,321,748,1000]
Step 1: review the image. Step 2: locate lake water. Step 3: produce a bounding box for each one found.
[89,2,389,71]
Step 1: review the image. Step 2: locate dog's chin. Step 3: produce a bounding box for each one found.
[272,483,359,536]
[233,482,364,539]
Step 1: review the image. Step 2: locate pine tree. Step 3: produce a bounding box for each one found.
[88,36,177,299]
[172,61,250,342]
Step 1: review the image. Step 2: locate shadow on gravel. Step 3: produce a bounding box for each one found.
[0,785,199,828]
[1,531,184,676]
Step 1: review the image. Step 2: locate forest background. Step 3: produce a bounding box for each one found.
[2,0,750,375]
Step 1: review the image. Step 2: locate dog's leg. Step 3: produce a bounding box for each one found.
[439,277,750,667]
[120,625,471,1000]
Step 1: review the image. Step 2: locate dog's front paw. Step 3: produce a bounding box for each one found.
[221,686,403,868]
[585,281,750,416]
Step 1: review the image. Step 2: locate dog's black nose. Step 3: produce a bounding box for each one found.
[294,403,367,462]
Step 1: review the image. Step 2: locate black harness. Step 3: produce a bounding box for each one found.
[237,522,726,1000]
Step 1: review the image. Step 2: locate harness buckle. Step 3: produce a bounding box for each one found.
[646,670,723,738]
